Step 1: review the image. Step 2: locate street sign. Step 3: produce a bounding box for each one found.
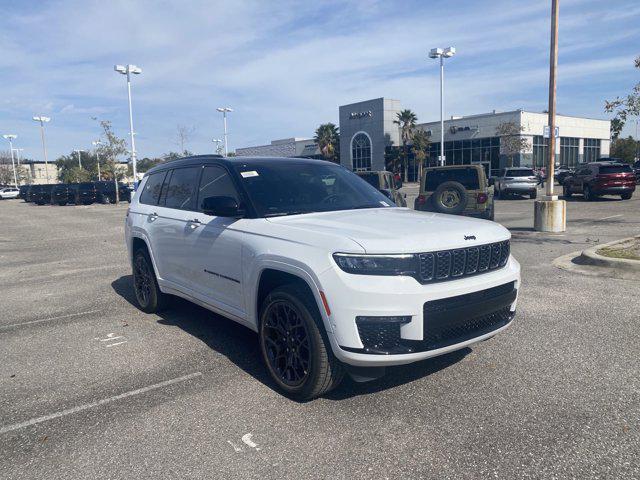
[543,126,559,138]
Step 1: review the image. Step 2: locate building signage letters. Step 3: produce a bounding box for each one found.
[349,110,373,119]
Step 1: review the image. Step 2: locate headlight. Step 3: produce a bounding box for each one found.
[332,253,417,276]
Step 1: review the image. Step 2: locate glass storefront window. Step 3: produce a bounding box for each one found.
[351,133,372,171]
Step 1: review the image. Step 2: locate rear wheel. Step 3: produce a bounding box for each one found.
[562,184,572,198]
[621,192,632,200]
[259,284,344,400]
[132,248,168,313]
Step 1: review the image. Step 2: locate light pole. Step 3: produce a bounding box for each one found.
[114,64,142,184]
[33,116,51,183]
[216,107,233,156]
[12,148,23,166]
[2,134,18,187]
[92,140,104,179]
[429,47,456,166]
[212,138,223,155]
[75,149,85,168]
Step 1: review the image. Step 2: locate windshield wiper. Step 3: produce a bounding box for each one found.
[350,203,386,210]
[264,210,316,218]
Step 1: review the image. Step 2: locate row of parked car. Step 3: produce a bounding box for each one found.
[14,181,132,205]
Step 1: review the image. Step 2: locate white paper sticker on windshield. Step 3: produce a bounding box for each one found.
[379,201,390,206]
[240,171,259,178]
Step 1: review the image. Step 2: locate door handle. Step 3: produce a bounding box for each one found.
[188,219,201,229]
[148,212,158,221]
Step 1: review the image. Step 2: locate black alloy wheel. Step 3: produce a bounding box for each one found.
[584,186,593,201]
[262,301,311,387]
[259,284,344,400]
[132,249,167,313]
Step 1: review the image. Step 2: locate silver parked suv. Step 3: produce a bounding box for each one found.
[493,167,538,199]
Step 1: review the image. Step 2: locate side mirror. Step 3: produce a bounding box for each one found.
[202,196,244,217]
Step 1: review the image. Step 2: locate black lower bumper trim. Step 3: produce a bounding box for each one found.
[340,282,517,356]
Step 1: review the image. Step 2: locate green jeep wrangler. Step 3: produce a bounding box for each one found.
[356,170,407,207]
[414,164,494,220]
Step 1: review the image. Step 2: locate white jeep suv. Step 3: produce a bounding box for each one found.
[125,156,520,399]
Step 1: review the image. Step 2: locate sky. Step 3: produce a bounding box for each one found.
[1,0,639,161]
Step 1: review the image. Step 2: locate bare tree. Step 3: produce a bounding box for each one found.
[495,121,530,168]
[95,121,128,204]
[176,124,196,154]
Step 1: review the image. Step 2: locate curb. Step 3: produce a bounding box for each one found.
[580,236,640,272]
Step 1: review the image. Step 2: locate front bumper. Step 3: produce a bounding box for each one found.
[502,184,537,194]
[319,256,521,367]
[593,185,635,195]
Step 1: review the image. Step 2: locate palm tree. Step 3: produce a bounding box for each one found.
[314,123,340,163]
[394,109,417,181]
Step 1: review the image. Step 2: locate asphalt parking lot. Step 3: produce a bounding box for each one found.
[1,193,638,480]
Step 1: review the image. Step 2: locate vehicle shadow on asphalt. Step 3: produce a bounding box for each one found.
[112,275,469,401]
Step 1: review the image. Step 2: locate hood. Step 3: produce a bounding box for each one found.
[266,207,509,253]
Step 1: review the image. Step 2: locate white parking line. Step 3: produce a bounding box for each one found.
[597,214,623,221]
[0,372,202,435]
[0,310,103,331]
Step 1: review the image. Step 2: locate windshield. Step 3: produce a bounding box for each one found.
[234,162,394,217]
[425,168,480,190]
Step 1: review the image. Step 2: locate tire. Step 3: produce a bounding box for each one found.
[487,200,495,221]
[59,202,67,206]
[584,186,594,201]
[530,190,537,200]
[259,284,344,400]
[132,248,168,314]
[101,195,110,205]
[621,192,632,200]
[431,181,468,215]
[563,184,572,198]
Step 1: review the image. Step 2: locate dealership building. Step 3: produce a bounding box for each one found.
[236,97,611,176]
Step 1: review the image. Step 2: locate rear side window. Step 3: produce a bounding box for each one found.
[599,165,632,174]
[139,172,166,205]
[425,168,479,190]
[197,165,239,211]
[505,169,535,177]
[163,167,201,211]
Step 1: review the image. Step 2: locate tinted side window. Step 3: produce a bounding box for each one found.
[599,165,632,174]
[164,167,201,211]
[139,172,166,205]
[197,166,239,211]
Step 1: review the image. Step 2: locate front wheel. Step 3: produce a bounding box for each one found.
[259,284,344,400]
[563,184,572,198]
[530,190,537,200]
[584,186,594,201]
[621,192,632,200]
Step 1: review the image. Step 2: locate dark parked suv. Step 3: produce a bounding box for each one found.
[77,182,99,204]
[95,181,131,203]
[51,184,79,205]
[18,185,30,201]
[563,161,636,200]
[29,184,55,205]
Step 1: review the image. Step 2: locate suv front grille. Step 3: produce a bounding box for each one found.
[418,240,509,283]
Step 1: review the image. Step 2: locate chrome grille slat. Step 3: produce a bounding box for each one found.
[417,240,510,284]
